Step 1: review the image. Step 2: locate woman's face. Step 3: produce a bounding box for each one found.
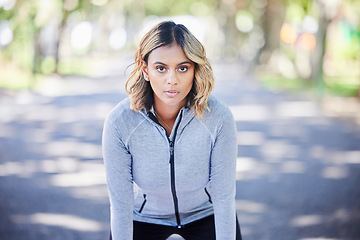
[142,43,195,111]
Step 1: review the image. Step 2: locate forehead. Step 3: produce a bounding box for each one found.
[148,44,191,64]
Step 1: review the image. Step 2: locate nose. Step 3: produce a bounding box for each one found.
[167,70,178,85]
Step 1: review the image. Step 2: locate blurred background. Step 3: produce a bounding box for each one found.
[0,0,359,104]
[1,0,360,240]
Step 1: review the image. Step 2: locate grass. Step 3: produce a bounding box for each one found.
[0,58,96,90]
[324,75,360,97]
[0,64,34,89]
[256,71,360,98]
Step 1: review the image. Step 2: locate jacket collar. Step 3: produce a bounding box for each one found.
[140,104,196,136]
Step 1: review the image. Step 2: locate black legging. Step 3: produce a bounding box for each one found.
[109,214,242,240]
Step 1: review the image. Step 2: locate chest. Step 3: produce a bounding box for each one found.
[128,121,214,192]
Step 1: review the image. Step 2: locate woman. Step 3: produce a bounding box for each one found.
[103,21,242,240]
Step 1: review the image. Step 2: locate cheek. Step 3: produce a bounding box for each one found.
[185,78,194,90]
[185,72,195,87]
[148,70,159,79]
[149,80,161,93]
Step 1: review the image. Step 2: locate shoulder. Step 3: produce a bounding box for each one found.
[104,97,144,130]
[206,95,234,122]
[106,97,131,121]
[195,95,235,135]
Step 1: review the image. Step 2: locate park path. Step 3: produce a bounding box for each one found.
[0,58,360,240]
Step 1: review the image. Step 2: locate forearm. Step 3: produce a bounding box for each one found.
[103,114,134,239]
[210,107,238,239]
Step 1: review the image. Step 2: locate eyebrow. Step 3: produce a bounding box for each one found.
[152,61,193,66]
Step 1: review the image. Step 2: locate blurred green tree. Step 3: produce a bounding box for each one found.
[0,0,359,94]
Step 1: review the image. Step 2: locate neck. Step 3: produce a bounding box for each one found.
[154,99,185,123]
[154,103,181,123]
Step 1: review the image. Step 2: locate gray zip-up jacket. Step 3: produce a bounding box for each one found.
[102,95,238,240]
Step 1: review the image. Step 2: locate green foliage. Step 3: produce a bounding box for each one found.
[57,58,94,76]
[339,21,360,60]
[41,57,57,74]
[4,21,34,70]
[143,0,216,16]
[324,76,360,97]
[286,2,306,23]
[256,72,311,92]
[257,71,360,97]
[0,0,359,95]
[0,8,12,20]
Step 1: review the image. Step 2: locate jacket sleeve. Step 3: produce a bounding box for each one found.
[102,113,134,240]
[210,106,237,240]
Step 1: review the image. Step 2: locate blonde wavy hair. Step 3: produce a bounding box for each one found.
[125,21,214,117]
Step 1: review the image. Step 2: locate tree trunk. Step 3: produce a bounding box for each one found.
[31,16,42,86]
[260,0,286,64]
[310,0,332,98]
[54,10,70,74]
[218,0,241,60]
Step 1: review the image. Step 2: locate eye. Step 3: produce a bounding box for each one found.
[156,66,166,72]
[178,66,188,72]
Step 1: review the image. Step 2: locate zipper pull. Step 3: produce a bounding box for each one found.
[169,141,174,155]
[169,141,174,163]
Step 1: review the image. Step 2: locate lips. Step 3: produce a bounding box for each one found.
[165,90,179,97]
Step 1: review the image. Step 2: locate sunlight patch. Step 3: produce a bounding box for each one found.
[230,105,270,122]
[237,131,265,146]
[281,161,306,174]
[11,213,105,232]
[321,166,349,179]
[290,214,323,227]
[236,200,266,213]
[51,169,106,187]
[276,101,318,118]
[236,157,257,172]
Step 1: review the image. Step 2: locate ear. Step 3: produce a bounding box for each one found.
[141,60,149,81]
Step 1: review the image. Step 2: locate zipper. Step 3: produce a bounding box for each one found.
[169,140,181,228]
[149,109,183,228]
[139,194,147,213]
[168,111,183,228]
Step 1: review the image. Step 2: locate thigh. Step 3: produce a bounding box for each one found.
[178,215,216,240]
[178,214,243,240]
[133,221,175,240]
